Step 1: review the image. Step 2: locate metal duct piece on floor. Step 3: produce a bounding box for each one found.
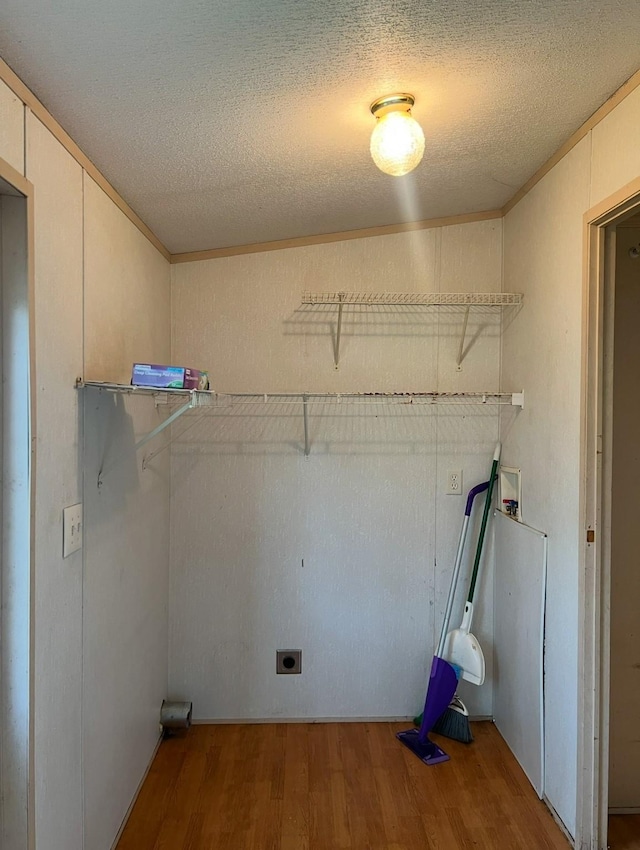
[160,700,192,729]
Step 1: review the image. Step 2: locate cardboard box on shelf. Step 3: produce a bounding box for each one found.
[183,368,210,390]
[132,364,209,390]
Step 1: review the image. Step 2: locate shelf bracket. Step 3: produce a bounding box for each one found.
[135,398,194,452]
[456,306,470,369]
[302,394,310,456]
[97,395,195,487]
[334,292,345,370]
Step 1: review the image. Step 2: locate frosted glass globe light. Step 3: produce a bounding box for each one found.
[369,94,425,177]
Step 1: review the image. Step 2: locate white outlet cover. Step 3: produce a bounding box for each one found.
[63,503,83,557]
[447,469,463,495]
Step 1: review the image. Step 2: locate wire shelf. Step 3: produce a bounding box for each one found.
[158,390,522,408]
[77,383,523,408]
[77,382,524,470]
[300,291,523,368]
[301,292,522,306]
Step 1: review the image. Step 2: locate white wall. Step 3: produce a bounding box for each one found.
[27,111,85,850]
[170,220,503,721]
[609,225,640,809]
[501,138,590,834]
[501,83,640,837]
[83,174,171,384]
[82,175,171,850]
[1,87,171,849]
[82,392,170,850]
[591,86,640,208]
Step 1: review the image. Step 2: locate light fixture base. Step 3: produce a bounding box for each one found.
[370,93,415,118]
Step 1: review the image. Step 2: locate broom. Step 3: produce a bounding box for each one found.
[432,695,473,743]
[413,693,473,743]
[432,446,501,743]
[411,478,491,743]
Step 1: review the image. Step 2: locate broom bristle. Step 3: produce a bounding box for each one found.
[432,701,474,744]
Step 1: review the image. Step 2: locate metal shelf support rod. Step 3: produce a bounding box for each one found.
[142,411,207,468]
[134,398,194,453]
[303,394,310,456]
[335,292,344,369]
[457,306,470,368]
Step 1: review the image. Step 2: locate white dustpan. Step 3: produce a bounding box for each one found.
[443,601,485,685]
[443,443,501,687]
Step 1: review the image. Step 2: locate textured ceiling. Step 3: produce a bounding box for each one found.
[1,1,640,254]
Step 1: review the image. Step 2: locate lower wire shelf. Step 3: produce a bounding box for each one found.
[77,381,524,461]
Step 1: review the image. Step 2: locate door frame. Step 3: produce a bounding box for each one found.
[0,154,36,850]
[578,175,640,850]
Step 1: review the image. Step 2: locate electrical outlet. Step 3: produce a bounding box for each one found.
[447,470,463,495]
[63,503,83,557]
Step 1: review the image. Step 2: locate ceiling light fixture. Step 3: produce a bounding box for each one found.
[369,93,425,177]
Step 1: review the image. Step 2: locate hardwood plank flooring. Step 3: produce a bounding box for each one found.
[609,815,640,849]
[117,722,570,850]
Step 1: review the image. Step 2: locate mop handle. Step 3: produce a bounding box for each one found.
[435,479,490,657]
[467,443,502,604]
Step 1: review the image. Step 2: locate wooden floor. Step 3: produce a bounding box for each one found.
[609,815,640,849]
[117,721,571,850]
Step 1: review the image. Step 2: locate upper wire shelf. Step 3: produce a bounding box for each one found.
[301,291,522,306]
[300,291,523,368]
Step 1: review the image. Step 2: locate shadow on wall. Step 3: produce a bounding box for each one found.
[284,303,513,365]
[84,390,140,502]
[284,303,520,339]
[167,404,506,460]
[282,302,522,374]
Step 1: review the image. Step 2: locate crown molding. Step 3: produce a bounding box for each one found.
[503,67,640,216]
[170,210,503,263]
[0,57,170,261]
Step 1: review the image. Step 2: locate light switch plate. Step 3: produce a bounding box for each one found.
[63,503,83,557]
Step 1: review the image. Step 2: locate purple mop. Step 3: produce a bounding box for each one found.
[397,480,490,765]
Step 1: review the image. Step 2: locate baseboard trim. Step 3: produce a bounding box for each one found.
[543,795,574,844]
[109,732,163,850]
[191,714,493,725]
[192,716,413,724]
[609,807,640,815]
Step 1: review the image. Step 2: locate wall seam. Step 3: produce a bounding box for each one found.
[588,129,593,211]
[21,105,31,850]
[22,102,26,177]
[0,196,3,848]
[80,166,86,850]
[167,262,173,700]
[434,228,442,653]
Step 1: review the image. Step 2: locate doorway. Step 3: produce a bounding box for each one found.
[607,218,640,845]
[0,158,35,850]
[580,177,640,850]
